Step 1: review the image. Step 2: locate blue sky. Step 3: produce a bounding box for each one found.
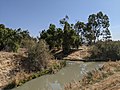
[0,0,120,40]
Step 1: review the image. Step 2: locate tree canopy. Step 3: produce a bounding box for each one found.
[40,11,111,54]
[0,24,32,52]
[0,11,111,54]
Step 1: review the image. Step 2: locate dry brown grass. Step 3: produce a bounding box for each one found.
[0,48,28,88]
[0,48,65,89]
[63,46,91,60]
[65,61,120,90]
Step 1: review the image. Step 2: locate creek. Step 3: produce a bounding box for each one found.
[12,61,103,90]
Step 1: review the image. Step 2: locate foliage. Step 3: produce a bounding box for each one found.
[17,28,37,49]
[40,11,111,54]
[27,39,53,71]
[65,61,120,90]
[0,24,31,52]
[86,11,111,44]
[90,41,120,60]
[3,60,66,89]
[20,38,37,50]
[74,21,85,43]
[40,15,81,54]
[74,12,111,45]
[0,11,112,54]
[40,24,63,50]
[62,21,81,54]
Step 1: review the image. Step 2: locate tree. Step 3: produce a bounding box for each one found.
[55,28,63,49]
[87,11,111,43]
[60,16,81,54]
[61,20,71,54]
[74,21,85,44]
[39,12,111,52]
[40,24,58,49]
[0,24,32,52]
[84,23,95,45]
[102,28,111,41]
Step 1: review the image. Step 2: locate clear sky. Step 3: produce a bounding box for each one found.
[0,0,120,40]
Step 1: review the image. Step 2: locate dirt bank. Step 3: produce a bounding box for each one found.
[0,48,66,89]
[0,49,27,88]
[65,61,120,90]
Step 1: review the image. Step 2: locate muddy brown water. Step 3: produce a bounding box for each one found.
[12,61,103,90]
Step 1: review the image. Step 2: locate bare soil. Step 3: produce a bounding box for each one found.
[65,46,90,60]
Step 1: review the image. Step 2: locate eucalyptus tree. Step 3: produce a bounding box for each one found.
[74,21,85,44]
[60,16,81,54]
[102,28,111,41]
[87,11,111,43]
[84,23,95,45]
[60,16,71,54]
[56,28,63,49]
[40,24,57,49]
[46,24,57,49]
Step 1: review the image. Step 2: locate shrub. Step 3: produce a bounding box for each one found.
[90,41,120,60]
[27,39,53,71]
[20,38,36,49]
[0,24,32,52]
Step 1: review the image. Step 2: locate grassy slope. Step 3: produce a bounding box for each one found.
[0,48,66,89]
[0,49,27,88]
[65,61,120,90]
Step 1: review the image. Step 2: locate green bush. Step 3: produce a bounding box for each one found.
[90,41,120,60]
[0,24,32,52]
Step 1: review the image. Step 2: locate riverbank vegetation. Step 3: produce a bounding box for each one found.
[64,61,120,90]
[40,11,111,54]
[90,41,120,60]
[0,22,66,89]
[0,11,120,89]
[0,11,113,57]
[0,37,66,89]
[3,60,66,90]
